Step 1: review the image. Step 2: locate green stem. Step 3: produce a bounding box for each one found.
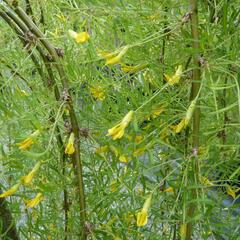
[186,0,201,239]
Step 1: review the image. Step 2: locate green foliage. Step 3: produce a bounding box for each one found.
[0,0,239,239]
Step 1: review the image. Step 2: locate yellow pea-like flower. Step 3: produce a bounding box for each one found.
[171,98,197,134]
[16,130,40,150]
[100,46,129,66]
[200,176,213,186]
[25,193,44,208]
[21,161,42,185]
[163,187,174,193]
[171,118,187,134]
[107,111,134,140]
[0,183,21,198]
[164,65,183,85]
[119,155,129,163]
[136,194,152,227]
[226,185,237,199]
[65,132,75,155]
[68,30,90,43]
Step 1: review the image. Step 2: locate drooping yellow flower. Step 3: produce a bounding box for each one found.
[136,194,152,227]
[200,176,213,186]
[119,155,129,163]
[107,111,134,140]
[90,86,105,101]
[171,98,197,134]
[68,30,90,43]
[16,130,40,150]
[25,193,44,208]
[65,132,75,155]
[0,183,21,198]
[101,46,129,66]
[226,185,237,199]
[21,161,42,185]
[121,63,147,73]
[164,65,183,85]
[163,187,174,193]
[171,118,186,134]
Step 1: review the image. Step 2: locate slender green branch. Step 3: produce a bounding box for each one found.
[186,0,201,239]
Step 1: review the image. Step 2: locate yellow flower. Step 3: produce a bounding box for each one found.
[180,223,187,239]
[25,193,44,208]
[226,185,238,199]
[0,183,21,198]
[171,118,187,134]
[136,194,152,227]
[119,155,129,163]
[90,86,105,101]
[16,130,40,150]
[107,111,134,140]
[21,161,42,185]
[163,187,174,193]
[200,176,213,186]
[171,98,197,133]
[164,65,183,85]
[103,46,129,65]
[121,63,147,73]
[68,30,90,43]
[135,135,143,144]
[151,106,164,119]
[65,132,75,155]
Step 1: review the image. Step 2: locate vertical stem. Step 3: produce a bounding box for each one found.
[186,0,201,239]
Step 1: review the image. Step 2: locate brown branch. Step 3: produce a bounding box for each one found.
[5,5,87,239]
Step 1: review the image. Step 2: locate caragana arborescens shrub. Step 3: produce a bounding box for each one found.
[0,0,239,239]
